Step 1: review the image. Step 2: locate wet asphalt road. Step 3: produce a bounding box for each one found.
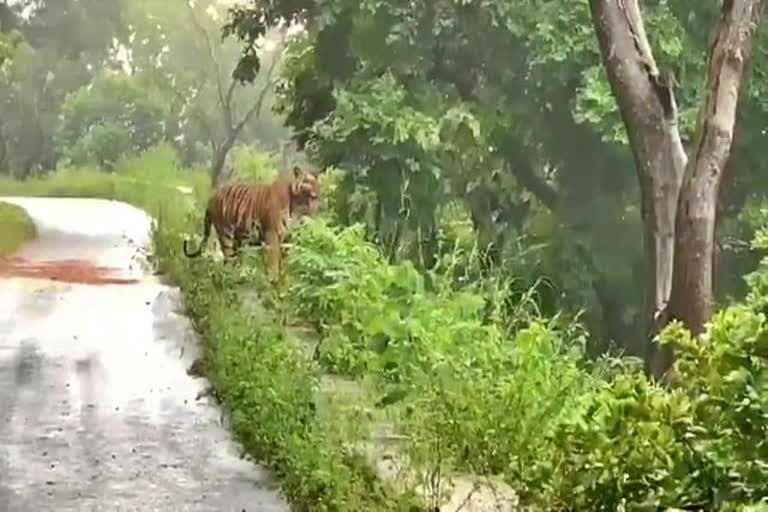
[0,197,288,512]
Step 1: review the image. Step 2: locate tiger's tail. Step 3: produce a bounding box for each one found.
[183,207,211,258]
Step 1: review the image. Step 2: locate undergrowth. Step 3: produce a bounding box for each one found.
[151,222,420,511]
[279,215,768,510]
[0,143,210,213]
[5,144,768,511]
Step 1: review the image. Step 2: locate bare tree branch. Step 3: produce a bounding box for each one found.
[205,26,289,185]
[224,78,237,123]
[186,2,229,122]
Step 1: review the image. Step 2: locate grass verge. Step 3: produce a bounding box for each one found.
[0,201,36,256]
[148,187,421,510]
[0,146,421,511]
[152,237,419,511]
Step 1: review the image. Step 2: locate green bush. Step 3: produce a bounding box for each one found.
[541,365,701,509]
[284,219,413,375]
[400,319,593,498]
[56,74,169,169]
[230,144,279,183]
[531,227,768,510]
[282,216,596,502]
[671,305,768,503]
[284,217,502,384]
[0,201,36,256]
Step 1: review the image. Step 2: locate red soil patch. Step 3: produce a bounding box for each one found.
[0,257,139,285]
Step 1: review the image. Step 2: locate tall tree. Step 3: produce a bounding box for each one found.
[587,0,765,376]
[126,0,290,184]
[0,1,18,64]
[0,0,128,175]
[186,3,288,184]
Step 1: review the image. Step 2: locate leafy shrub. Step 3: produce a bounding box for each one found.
[670,305,768,503]
[56,74,168,169]
[67,122,133,170]
[153,220,418,511]
[283,216,597,503]
[533,228,768,510]
[541,365,701,509]
[0,201,35,256]
[230,144,279,183]
[400,320,592,498]
[285,218,503,384]
[285,218,419,375]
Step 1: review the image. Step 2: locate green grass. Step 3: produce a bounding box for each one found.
[0,201,35,256]
[0,145,418,511]
[149,190,420,511]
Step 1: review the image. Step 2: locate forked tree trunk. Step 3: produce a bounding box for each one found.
[654,1,763,376]
[588,0,764,379]
[210,135,237,187]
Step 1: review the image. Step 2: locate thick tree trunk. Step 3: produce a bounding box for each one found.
[587,0,686,361]
[210,137,236,187]
[589,0,763,378]
[653,0,763,377]
[210,149,227,187]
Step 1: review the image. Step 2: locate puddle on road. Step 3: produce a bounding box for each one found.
[0,257,138,285]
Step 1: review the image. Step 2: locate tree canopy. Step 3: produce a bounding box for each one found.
[0,0,291,178]
[223,0,768,361]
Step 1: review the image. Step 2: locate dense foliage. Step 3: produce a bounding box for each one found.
[272,210,768,509]
[224,0,768,357]
[0,200,35,256]
[57,74,169,169]
[5,139,768,509]
[4,0,768,508]
[0,0,292,179]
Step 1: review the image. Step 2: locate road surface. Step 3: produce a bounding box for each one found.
[0,197,288,512]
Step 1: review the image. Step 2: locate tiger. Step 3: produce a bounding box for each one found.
[182,165,321,278]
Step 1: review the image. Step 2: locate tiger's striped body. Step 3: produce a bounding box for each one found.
[183,166,321,277]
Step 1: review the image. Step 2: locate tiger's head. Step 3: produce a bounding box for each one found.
[289,165,322,216]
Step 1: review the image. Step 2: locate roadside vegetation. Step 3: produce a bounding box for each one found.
[0,201,35,256]
[3,0,768,510]
[5,143,768,510]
